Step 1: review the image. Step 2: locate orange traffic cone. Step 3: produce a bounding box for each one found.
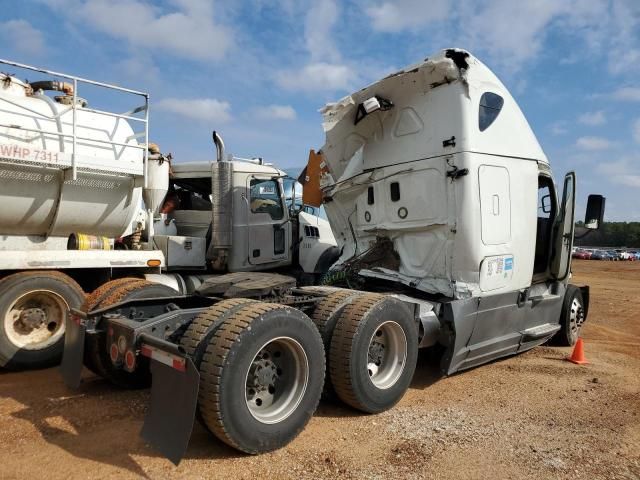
[567,337,589,365]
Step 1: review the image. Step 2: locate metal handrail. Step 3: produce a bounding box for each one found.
[0,123,147,150]
[0,58,149,181]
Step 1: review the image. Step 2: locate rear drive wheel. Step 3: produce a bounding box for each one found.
[553,285,585,347]
[311,289,362,398]
[0,271,85,369]
[198,302,325,453]
[329,293,418,413]
[180,298,257,368]
[86,280,177,388]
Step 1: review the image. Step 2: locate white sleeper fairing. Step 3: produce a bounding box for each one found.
[319,49,546,299]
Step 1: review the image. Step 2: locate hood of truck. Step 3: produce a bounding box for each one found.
[315,49,548,298]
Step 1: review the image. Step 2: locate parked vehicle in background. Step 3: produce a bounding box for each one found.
[605,251,619,261]
[590,250,607,260]
[572,249,591,260]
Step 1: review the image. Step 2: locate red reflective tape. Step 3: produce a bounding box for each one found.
[140,345,153,358]
[172,358,186,372]
[140,343,187,372]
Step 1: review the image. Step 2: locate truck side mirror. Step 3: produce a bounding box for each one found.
[541,194,552,214]
[584,194,605,230]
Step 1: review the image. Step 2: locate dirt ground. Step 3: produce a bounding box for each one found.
[0,261,638,480]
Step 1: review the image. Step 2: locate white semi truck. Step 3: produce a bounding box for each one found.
[61,49,605,464]
[0,59,338,370]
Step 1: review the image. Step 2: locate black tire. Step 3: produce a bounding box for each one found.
[198,302,325,454]
[82,278,147,377]
[86,280,177,388]
[180,298,257,368]
[329,293,418,414]
[311,289,362,398]
[552,285,585,347]
[0,271,85,370]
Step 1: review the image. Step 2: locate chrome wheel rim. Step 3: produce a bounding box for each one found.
[569,297,585,338]
[4,290,68,350]
[245,336,309,424]
[366,321,407,389]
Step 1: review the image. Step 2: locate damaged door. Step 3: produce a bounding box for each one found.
[550,172,576,280]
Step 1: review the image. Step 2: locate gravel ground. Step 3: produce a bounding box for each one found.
[0,260,638,479]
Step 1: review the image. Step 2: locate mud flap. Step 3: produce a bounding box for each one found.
[60,315,86,389]
[141,357,199,465]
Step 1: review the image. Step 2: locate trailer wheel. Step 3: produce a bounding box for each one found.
[0,271,85,369]
[180,298,257,368]
[553,285,585,347]
[311,290,362,398]
[86,280,177,388]
[329,293,418,414]
[199,302,325,454]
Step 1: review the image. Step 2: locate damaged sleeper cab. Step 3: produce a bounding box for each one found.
[316,48,604,372]
[62,49,604,464]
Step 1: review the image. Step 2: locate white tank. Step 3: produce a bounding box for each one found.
[0,74,143,237]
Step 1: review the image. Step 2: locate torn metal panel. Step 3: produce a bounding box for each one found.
[313,48,549,299]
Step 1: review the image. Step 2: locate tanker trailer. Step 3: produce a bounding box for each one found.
[0,59,338,370]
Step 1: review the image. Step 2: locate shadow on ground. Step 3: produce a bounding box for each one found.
[0,367,242,477]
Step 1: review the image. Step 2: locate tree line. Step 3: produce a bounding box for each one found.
[575,222,640,248]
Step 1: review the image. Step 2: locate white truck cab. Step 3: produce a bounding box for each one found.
[311,48,605,372]
[164,157,337,276]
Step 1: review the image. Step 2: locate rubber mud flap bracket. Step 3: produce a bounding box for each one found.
[141,356,199,465]
[60,315,87,389]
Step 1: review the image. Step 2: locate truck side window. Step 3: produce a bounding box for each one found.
[250,178,284,220]
[479,92,504,131]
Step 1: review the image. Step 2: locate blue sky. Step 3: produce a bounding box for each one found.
[1,0,639,220]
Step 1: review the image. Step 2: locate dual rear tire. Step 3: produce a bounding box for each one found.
[324,292,419,413]
[192,301,325,453]
[188,291,419,454]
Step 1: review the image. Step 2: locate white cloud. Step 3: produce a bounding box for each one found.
[116,55,160,81]
[460,0,570,71]
[576,136,611,150]
[0,20,45,56]
[42,0,232,61]
[276,1,357,94]
[366,0,450,32]
[611,175,640,188]
[596,156,640,188]
[254,104,297,120]
[633,118,640,144]
[156,97,232,122]
[611,87,640,101]
[305,0,340,62]
[276,62,356,92]
[578,110,606,126]
[550,121,567,136]
[363,0,639,75]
